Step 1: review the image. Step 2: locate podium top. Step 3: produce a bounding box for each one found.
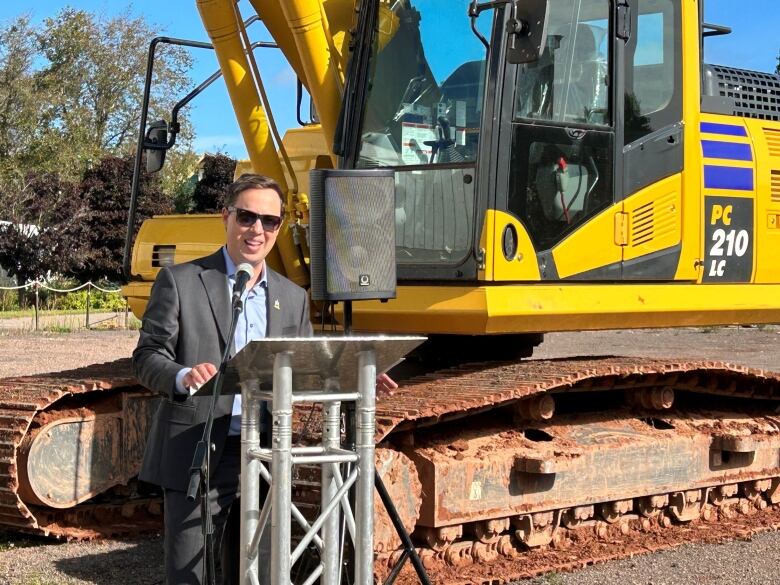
[199,336,425,394]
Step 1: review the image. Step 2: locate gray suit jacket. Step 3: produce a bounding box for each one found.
[133,249,313,491]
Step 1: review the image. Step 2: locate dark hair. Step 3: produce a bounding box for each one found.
[225,173,285,215]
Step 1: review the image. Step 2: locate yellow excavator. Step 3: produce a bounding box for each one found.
[3,0,780,582]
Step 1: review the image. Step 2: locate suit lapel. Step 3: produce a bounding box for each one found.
[266,268,282,338]
[198,250,231,346]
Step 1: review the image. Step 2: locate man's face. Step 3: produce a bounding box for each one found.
[222,187,282,270]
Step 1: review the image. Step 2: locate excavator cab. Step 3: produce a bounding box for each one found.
[343,0,684,284]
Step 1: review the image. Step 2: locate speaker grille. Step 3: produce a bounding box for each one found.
[310,169,396,301]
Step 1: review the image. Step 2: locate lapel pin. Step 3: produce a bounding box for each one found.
[274,299,280,310]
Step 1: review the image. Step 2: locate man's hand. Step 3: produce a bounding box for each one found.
[183,363,218,394]
[376,373,398,397]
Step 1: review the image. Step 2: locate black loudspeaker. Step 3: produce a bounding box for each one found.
[309,169,396,301]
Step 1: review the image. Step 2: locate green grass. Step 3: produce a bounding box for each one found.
[0,309,91,319]
[41,324,74,333]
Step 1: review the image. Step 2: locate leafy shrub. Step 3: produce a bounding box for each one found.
[54,287,125,311]
[0,289,20,311]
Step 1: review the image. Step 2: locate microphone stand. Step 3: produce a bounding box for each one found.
[187,294,245,585]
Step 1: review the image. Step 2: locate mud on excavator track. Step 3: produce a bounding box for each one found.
[0,360,161,539]
[4,356,780,584]
[372,356,780,584]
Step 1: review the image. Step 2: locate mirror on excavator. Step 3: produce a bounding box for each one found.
[144,120,168,173]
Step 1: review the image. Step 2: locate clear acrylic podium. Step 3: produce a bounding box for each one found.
[221,336,424,585]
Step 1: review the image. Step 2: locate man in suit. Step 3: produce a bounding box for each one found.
[133,173,312,584]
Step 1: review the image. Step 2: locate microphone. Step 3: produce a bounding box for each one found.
[232,263,254,305]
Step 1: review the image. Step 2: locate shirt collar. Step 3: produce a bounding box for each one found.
[221,246,267,288]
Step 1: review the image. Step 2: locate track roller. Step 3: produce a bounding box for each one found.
[474,518,510,543]
[637,494,668,518]
[767,478,780,504]
[626,387,675,410]
[709,484,739,506]
[512,510,560,548]
[742,479,771,508]
[514,395,555,422]
[561,505,594,528]
[669,489,707,522]
[599,499,632,523]
[420,525,462,550]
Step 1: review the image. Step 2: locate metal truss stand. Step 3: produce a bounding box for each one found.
[230,337,423,585]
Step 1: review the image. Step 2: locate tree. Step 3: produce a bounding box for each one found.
[39,9,193,160]
[72,155,174,283]
[160,148,201,213]
[192,154,237,213]
[0,174,89,287]
[0,9,194,190]
[0,16,44,192]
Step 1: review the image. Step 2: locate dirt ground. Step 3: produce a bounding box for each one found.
[0,325,778,584]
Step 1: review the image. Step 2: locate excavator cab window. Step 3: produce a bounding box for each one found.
[355,0,492,268]
[508,0,614,254]
[623,0,681,146]
[516,19,609,126]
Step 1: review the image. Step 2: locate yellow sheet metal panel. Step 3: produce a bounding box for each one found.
[551,203,622,279]
[279,126,332,195]
[678,0,703,281]
[745,117,780,283]
[126,279,780,332]
[122,282,150,319]
[347,283,780,335]
[131,215,225,281]
[487,210,541,281]
[622,174,682,262]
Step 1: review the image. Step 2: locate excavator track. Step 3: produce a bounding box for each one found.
[371,356,780,584]
[3,355,780,584]
[0,359,160,538]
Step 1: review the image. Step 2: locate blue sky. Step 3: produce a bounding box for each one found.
[1,0,777,160]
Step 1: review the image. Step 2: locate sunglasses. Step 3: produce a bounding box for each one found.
[227,206,283,231]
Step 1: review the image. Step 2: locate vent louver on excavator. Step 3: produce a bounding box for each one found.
[764,127,780,157]
[628,191,677,248]
[151,245,176,268]
[630,201,654,247]
[771,170,780,205]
